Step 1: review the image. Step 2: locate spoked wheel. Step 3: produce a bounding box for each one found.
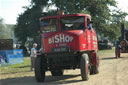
[80,54,90,81]
[51,69,64,76]
[115,47,120,59]
[34,56,45,82]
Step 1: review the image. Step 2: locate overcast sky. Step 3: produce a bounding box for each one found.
[0,0,30,24]
[0,0,128,24]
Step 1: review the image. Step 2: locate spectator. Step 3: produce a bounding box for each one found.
[30,43,37,71]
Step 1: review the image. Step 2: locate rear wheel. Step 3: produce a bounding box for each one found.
[34,56,45,82]
[115,47,120,59]
[80,54,90,81]
[51,70,64,76]
[93,53,99,74]
[92,65,99,74]
[90,52,99,75]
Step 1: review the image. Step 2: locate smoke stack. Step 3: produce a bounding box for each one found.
[121,23,125,40]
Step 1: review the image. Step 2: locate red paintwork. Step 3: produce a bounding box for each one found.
[91,52,97,64]
[40,14,98,53]
[40,14,91,20]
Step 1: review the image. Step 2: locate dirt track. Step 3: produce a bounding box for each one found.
[1,51,128,85]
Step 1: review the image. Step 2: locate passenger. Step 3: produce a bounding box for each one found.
[30,43,38,71]
[87,18,92,30]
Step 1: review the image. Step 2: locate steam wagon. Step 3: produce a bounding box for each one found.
[34,13,99,82]
[115,23,128,58]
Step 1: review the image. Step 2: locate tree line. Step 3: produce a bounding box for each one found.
[14,0,128,45]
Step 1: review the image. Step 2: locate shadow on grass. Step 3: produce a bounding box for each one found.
[0,74,82,85]
[1,70,31,75]
[118,56,128,59]
[14,65,30,68]
[101,57,116,60]
[101,56,128,60]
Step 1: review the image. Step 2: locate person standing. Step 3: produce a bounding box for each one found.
[30,43,37,71]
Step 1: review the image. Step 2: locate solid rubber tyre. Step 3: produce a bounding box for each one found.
[80,54,90,81]
[34,56,45,82]
[93,53,99,74]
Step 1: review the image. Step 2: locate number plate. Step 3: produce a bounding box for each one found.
[52,47,69,52]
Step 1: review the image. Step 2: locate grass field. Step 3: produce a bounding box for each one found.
[0,48,115,79]
[0,57,34,79]
[98,47,115,56]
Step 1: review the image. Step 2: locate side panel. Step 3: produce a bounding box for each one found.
[91,29,98,51]
[85,29,92,50]
[85,29,98,51]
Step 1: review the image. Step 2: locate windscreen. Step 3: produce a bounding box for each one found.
[40,18,58,33]
[61,16,85,31]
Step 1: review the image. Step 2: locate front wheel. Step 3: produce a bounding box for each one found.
[80,54,90,81]
[34,56,45,82]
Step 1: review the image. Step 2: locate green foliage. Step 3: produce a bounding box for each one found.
[109,9,128,40]
[31,0,48,6]
[0,57,31,78]
[51,0,127,40]
[15,0,128,44]
[111,9,128,24]
[125,21,128,28]
[14,0,55,45]
[15,5,42,44]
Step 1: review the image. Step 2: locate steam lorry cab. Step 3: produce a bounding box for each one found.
[34,14,99,82]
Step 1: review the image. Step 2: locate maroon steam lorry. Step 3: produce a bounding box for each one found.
[34,13,99,82]
[115,23,128,58]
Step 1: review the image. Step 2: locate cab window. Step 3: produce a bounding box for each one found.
[40,18,58,33]
[61,16,85,31]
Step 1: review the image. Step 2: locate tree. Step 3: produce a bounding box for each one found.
[15,6,42,44]
[51,0,120,40]
[108,9,128,40]
[15,0,128,45]
[14,0,57,46]
[51,0,128,40]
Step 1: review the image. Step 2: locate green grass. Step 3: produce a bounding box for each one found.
[98,47,115,59]
[0,57,32,79]
[0,48,115,79]
[98,47,115,54]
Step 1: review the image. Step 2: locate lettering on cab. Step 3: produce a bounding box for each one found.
[48,34,74,44]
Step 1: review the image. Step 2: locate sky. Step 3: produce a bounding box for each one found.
[0,0,30,24]
[0,0,128,24]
